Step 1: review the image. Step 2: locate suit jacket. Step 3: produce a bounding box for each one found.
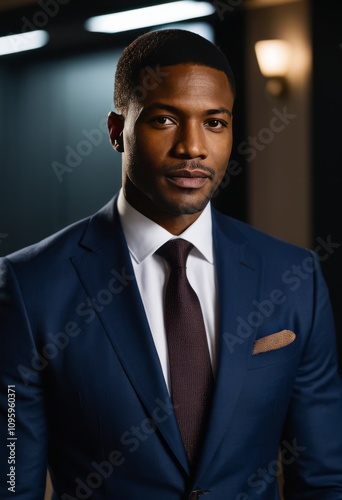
[1,196,342,500]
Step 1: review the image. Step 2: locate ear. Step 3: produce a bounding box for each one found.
[107,111,124,152]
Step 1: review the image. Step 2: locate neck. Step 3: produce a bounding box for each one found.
[123,178,203,235]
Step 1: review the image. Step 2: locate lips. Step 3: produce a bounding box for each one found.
[166,169,211,189]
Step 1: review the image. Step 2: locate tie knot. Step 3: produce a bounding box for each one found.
[157,238,194,268]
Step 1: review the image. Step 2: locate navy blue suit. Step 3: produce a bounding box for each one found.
[1,197,342,499]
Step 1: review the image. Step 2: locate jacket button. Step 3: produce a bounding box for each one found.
[189,490,210,499]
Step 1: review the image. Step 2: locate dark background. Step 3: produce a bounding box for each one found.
[311,0,342,370]
[0,0,341,369]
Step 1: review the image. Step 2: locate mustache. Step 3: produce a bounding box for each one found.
[164,161,215,179]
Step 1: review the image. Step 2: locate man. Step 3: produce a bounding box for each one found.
[0,29,342,500]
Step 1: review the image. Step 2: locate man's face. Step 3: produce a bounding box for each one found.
[120,63,234,225]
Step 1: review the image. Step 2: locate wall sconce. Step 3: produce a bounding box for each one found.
[255,40,291,99]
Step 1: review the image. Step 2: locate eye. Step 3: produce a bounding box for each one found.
[205,119,228,130]
[151,116,174,126]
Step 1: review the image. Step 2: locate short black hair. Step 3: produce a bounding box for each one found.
[114,29,236,114]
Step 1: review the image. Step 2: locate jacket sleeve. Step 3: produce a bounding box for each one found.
[0,258,47,499]
[282,252,342,498]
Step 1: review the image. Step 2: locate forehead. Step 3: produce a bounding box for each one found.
[136,64,234,111]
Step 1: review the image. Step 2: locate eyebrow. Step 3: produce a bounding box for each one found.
[143,103,232,118]
[205,107,232,118]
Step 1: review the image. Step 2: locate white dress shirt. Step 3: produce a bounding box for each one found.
[117,189,218,391]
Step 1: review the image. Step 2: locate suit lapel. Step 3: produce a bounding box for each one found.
[71,198,189,474]
[195,211,264,481]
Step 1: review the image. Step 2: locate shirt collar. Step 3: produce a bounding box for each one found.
[117,189,214,265]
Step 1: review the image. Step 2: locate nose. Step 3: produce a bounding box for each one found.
[172,121,208,160]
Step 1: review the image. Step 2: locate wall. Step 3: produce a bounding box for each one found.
[244,0,342,368]
[0,50,123,256]
[245,0,311,247]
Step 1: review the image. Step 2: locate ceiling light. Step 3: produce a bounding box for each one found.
[0,30,49,57]
[85,1,216,34]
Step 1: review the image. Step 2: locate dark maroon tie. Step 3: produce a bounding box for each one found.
[157,238,214,466]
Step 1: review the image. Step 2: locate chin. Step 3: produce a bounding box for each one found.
[162,197,210,216]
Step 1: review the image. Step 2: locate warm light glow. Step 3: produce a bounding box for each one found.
[0,30,49,57]
[255,40,291,77]
[85,1,216,34]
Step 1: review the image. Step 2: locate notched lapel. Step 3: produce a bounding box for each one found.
[71,198,189,474]
[195,212,264,481]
